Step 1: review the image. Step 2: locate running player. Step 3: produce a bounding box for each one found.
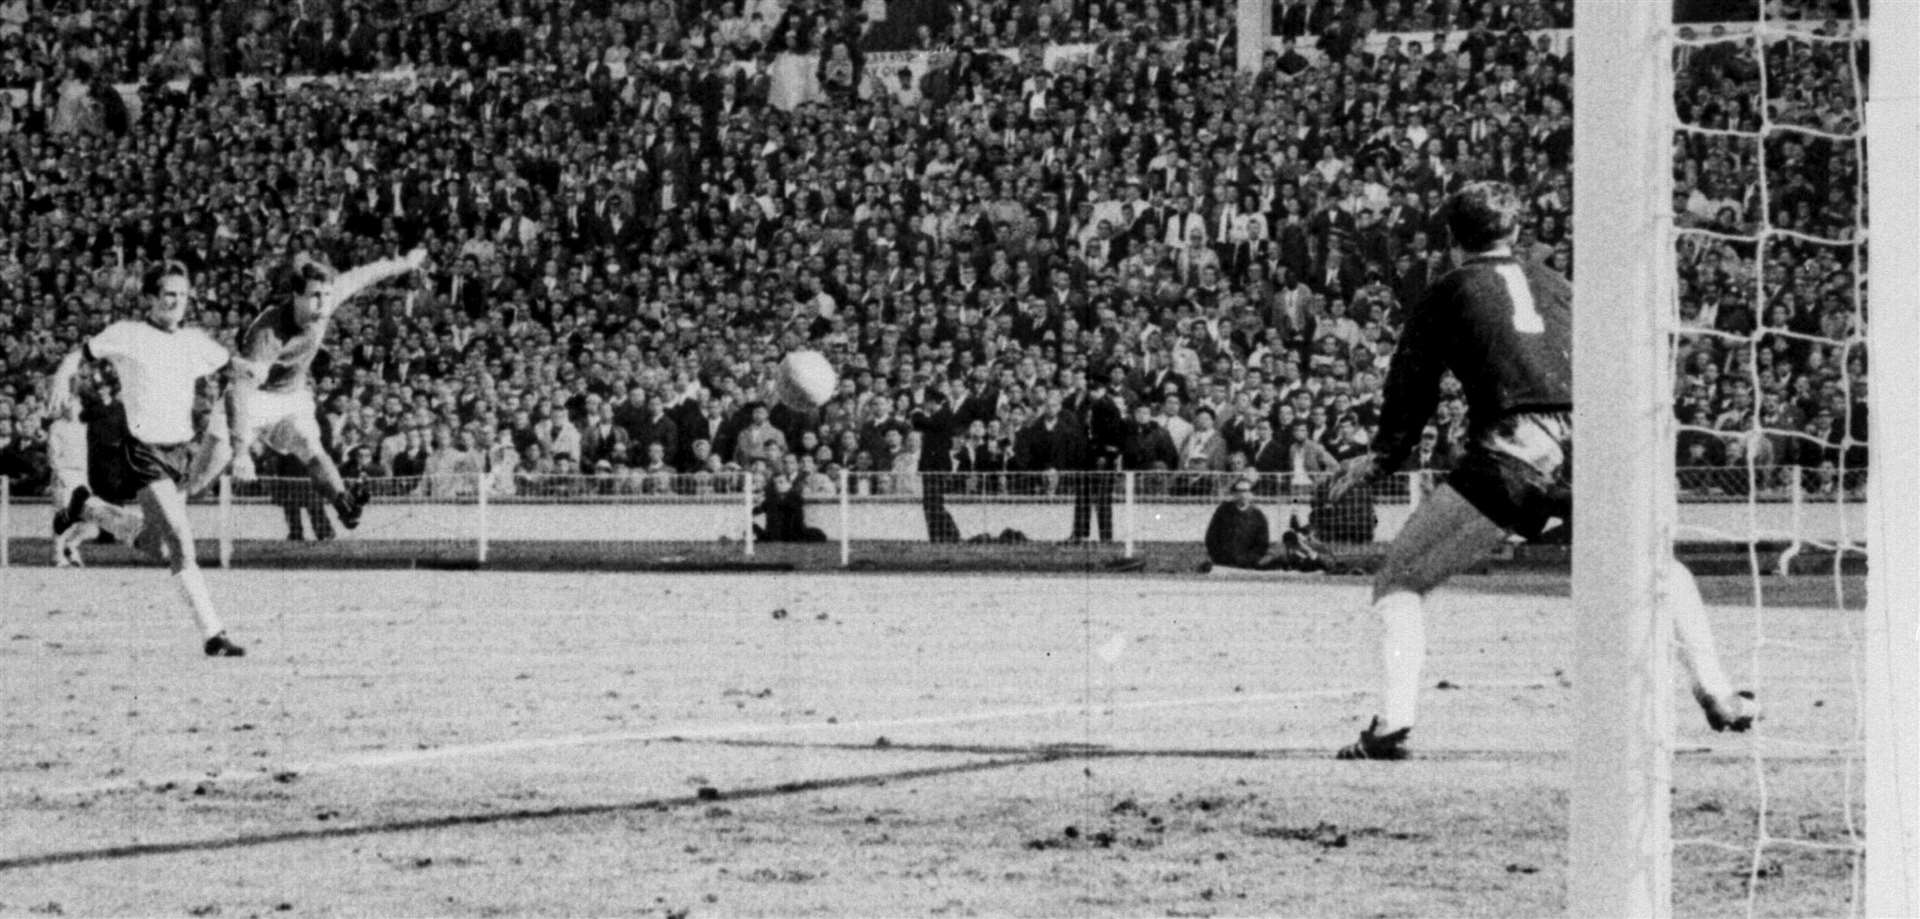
[46,389,102,567]
[55,360,236,565]
[226,248,426,529]
[1326,182,1755,760]
[47,261,247,657]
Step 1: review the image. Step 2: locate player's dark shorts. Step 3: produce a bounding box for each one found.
[88,405,192,504]
[1446,411,1572,540]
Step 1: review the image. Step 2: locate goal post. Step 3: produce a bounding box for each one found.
[1569,1,1678,915]
[1573,0,1917,914]
[1864,0,1920,913]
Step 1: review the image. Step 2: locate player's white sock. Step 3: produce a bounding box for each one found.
[83,498,145,544]
[176,565,225,639]
[1666,557,1735,701]
[54,521,101,567]
[1375,589,1427,733]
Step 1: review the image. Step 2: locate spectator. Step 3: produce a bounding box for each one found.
[1121,401,1179,484]
[1400,425,1455,474]
[1281,419,1340,495]
[753,470,826,543]
[908,387,960,542]
[1177,406,1229,494]
[1205,477,1287,571]
[418,426,483,498]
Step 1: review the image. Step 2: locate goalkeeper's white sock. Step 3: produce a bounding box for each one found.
[176,564,225,639]
[1374,589,1427,733]
[1667,557,1735,701]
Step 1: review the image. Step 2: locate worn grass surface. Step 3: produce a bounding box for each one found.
[0,571,1861,917]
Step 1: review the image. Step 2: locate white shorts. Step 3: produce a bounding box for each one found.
[47,418,88,503]
[239,387,325,459]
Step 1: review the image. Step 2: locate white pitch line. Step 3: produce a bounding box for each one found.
[23,681,1545,799]
[32,679,1570,799]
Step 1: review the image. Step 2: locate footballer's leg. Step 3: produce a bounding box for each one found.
[1668,556,1757,731]
[269,411,364,530]
[1337,484,1509,760]
[47,418,97,566]
[184,415,234,498]
[137,475,241,657]
[52,520,98,567]
[227,384,261,482]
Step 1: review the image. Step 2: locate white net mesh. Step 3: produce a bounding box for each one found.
[1668,4,1867,914]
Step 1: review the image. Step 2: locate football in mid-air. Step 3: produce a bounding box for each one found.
[775,349,838,411]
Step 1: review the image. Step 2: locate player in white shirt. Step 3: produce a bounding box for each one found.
[48,262,248,657]
[226,248,427,529]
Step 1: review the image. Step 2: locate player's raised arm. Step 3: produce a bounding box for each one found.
[315,247,429,318]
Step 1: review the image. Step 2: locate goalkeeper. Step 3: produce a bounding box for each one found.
[1325,182,1755,761]
[223,248,427,529]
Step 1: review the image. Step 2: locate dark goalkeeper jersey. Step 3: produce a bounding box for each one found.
[1373,253,1573,468]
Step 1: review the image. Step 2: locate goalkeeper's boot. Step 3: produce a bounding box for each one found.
[334,490,365,531]
[1696,688,1758,733]
[1336,717,1411,761]
[203,632,246,658]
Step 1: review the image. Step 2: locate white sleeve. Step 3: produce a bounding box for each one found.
[193,330,231,375]
[85,321,134,361]
[323,257,410,315]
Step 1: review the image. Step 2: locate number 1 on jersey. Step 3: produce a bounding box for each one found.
[1497,264,1545,334]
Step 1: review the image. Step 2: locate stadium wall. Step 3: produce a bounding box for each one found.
[1,493,1863,546]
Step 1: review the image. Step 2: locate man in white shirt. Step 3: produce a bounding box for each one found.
[48,262,247,657]
[1154,393,1195,454]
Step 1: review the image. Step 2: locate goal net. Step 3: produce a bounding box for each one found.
[1574,0,1916,915]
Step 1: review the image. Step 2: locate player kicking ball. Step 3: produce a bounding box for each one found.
[1325,182,1755,761]
[226,247,427,528]
[47,262,248,657]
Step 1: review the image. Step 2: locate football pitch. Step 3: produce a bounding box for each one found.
[0,570,1860,917]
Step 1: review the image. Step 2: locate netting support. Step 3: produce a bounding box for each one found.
[837,469,851,568]
[1122,471,1137,559]
[217,474,233,570]
[1569,1,1676,915]
[1863,0,1920,910]
[1,474,11,569]
[475,470,489,566]
[742,473,755,558]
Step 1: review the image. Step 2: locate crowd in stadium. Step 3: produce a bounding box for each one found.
[0,0,1869,511]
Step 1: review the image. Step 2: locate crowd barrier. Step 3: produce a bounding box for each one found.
[0,467,1866,570]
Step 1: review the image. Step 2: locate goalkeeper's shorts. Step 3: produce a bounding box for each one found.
[1447,411,1572,541]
